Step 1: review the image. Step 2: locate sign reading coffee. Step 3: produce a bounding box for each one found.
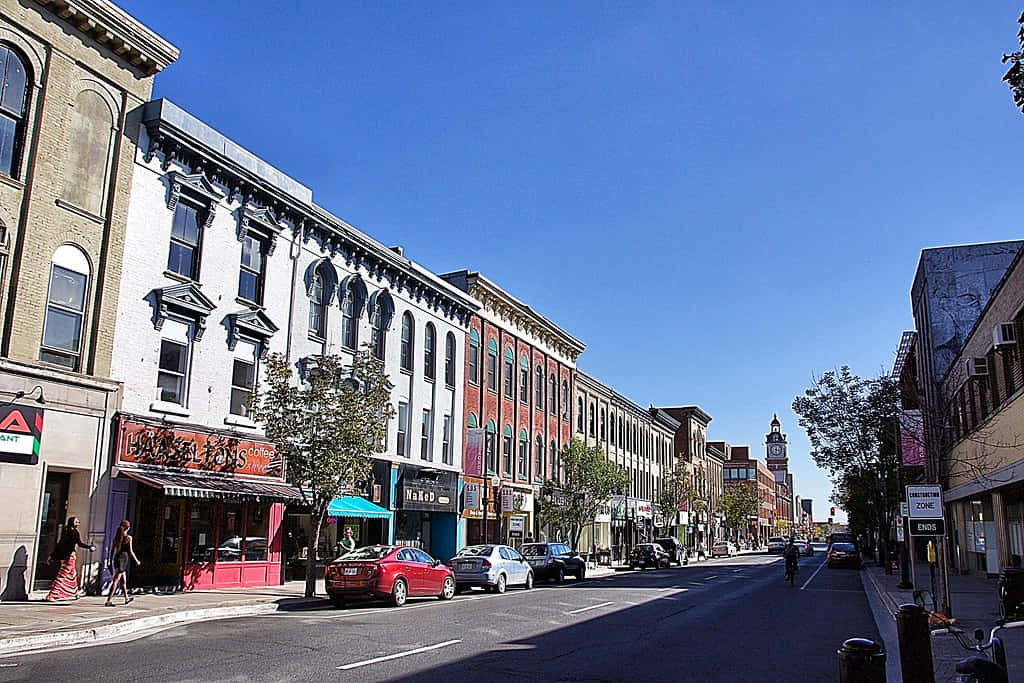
[116,418,281,479]
[0,405,44,465]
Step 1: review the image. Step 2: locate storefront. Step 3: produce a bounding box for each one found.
[108,416,302,590]
[394,464,458,561]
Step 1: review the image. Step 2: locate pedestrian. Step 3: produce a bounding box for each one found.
[524,534,534,544]
[338,527,356,556]
[697,543,706,561]
[105,520,140,607]
[45,516,95,601]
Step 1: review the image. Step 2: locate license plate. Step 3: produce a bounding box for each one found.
[458,563,473,570]
[344,567,357,576]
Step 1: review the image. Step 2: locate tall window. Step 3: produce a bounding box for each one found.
[518,429,529,480]
[400,312,414,371]
[609,414,616,445]
[535,366,543,406]
[40,245,90,371]
[423,323,436,380]
[167,203,203,280]
[502,425,513,475]
[308,271,326,338]
[486,339,497,391]
[588,404,595,436]
[519,355,529,403]
[442,415,452,465]
[238,235,266,303]
[535,436,544,480]
[619,416,624,447]
[486,420,496,472]
[503,348,514,399]
[156,319,191,406]
[421,409,432,460]
[370,294,388,361]
[468,329,480,385]
[0,45,29,179]
[397,402,409,457]
[549,374,557,414]
[340,281,360,349]
[600,408,606,440]
[577,397,584,432]
[550,440,558,481]
[230,341,257,416]
[444,332,456,386]
[562,381,569,420]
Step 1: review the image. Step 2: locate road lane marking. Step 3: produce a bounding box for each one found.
[704,575,718,580]
[337,639,462,670]
[567,601,614,615]
[800,557,828,591]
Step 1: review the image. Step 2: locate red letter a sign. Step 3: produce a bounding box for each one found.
[0,409,30,433]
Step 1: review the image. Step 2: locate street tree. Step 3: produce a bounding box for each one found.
[655,460,696,536]
[539,438,629,552]
[720,486,758,543]
[253,349,393,597]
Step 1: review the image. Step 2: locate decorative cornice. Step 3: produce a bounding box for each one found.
[165,171,223,229]
[32,0,179,75]
[226,309,279,358]
[152,282,216,341]
[238,204,283,256]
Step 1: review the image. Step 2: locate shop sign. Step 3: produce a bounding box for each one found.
[397,465,456,512]
[610,495,627,520]
[464,483,480,511]
[0,405,43,466]
[500,487,514,513]
[636,500,653,519]
[116,418,282,479]
[464,428,484,478]
[509,515,525,533]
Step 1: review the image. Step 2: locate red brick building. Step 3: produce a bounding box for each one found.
[440,271,585,547]
[716,442,776,545]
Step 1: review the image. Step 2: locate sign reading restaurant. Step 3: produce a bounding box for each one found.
[0,405,44,466]
[115,416,281,479]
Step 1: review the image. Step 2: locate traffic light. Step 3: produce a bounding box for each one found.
[830,506,836,516]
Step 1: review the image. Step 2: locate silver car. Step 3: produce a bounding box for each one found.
[447,544,534,593]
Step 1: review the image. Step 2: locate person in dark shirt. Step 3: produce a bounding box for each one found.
[45,517,94,601]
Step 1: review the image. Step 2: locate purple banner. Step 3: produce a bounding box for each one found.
[464,428,484,478]
[900,410,924,467]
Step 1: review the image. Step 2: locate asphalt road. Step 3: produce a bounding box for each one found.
[0,551,879,682]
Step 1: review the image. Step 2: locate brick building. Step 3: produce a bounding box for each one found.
[660,405,723,549]
[0,0,176,597]
[717,442,776,545]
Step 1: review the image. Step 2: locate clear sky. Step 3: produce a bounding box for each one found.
[120,1,1024,524]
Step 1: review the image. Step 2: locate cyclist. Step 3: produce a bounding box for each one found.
[783,537,799,581]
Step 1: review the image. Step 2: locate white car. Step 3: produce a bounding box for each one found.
[767,536,787,553]
[711,541,737,558]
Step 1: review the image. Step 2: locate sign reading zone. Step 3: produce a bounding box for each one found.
[906,485,944,520]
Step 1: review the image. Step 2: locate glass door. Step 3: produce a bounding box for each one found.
[34,472,70,586]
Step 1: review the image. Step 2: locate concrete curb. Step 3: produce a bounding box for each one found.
[0,599,318,657]
[861,569,902,683]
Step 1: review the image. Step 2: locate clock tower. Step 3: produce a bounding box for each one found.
[765,414,788,474]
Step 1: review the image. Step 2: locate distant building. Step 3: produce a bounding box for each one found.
[716,442,775,544]
[660,405,723,549]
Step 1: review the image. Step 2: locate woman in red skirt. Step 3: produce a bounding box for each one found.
[45,516,94,601]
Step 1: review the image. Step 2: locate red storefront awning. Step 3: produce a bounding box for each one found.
[121,469,303,503]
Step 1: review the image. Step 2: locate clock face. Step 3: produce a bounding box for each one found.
[769,444,783,457]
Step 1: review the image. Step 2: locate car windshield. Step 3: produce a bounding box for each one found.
[456,545,494,556]
[769,537,785,543]
[832,543,856,551]
[340,546,393,561]
[522,544,547,557]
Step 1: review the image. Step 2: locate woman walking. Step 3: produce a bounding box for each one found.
[105,520,140,606]
[45,516,95,601]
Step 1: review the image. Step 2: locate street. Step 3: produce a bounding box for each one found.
[0,551,878,682]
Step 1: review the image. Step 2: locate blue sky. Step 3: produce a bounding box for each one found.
[121,1,1024,523]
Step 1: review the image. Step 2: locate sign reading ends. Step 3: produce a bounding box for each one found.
[906,485,944,520]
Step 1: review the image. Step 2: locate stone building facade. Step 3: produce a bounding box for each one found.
[0,0,175,598]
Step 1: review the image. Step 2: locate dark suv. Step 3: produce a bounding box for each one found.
[653,537,688,566]
[521,542,587,583]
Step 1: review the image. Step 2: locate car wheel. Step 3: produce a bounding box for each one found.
[391,578,408,607]
[556,567,565,584]
[495,573,507,594]
[524,572,534,590]
[577,565,586,581]
[439,576,455,601]
[330,594,345,609]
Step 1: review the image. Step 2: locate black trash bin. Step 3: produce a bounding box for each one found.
[998,567,1024,619]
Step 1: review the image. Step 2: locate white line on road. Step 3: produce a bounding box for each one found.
[566,601,614,615]
[337,639,462,670]
[800,557,828,591]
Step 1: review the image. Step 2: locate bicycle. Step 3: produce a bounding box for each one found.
[935,618,1024,682]
[784,556,797,586]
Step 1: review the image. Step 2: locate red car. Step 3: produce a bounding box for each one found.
[325,545,456,608]
[827,542,862,569]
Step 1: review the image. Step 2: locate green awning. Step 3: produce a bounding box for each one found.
[327,495,392,519]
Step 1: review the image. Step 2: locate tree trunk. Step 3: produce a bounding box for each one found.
[305,507,326,599]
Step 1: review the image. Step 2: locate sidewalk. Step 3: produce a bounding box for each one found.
[0,581,320,656]
[863,562,1024,681]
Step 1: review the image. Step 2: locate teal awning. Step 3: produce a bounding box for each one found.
[327,495,392,519]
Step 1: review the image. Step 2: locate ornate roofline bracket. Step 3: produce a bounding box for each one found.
[226,308,280,358]
[238,204,284,256]
[165,170,223,230]
[152,282,216,342]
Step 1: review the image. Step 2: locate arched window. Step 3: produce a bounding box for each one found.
[619,416,624,447]
[503,348,514,399]
[308,270,326,338]
[577,397,584,432]
[486,338,497,391]
[468,329,480,385]
[548,374,556,415]
[400,312,414,371]
[550,440,558,481]
[0,45,30,179]
[588,404,595,436]
[609,413,615,445]
[518,429,529,480]
[62,90,113,215]
[562,381,569,420]
[40,245,90,371]
[519,355,529,403]
[467,413,478,428]
[340,280,363,350]
[600,408,606,440]
[368,289,393,361]
[423,323,436,381]
[535,436,544,481]
[502,425,513,475]
[486,420,496,473]
[444,332,456,386]
[534,365,543,406]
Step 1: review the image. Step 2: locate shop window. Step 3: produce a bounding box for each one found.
[397,402,408,457]
[217,502,245,562]
[167,202,204,280]
[238,234,267,304]
[246,504,269,561]
[230,340,257,417]
[0,44,30,179]
[188,502,216,563]
[39,245,90,371]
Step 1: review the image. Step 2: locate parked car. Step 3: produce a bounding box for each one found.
[216,536,268,562]
[827,542,862,569]
[446,544,533,593]
[767,536,787,553]
[630,543,671,569]
[521,542,587,582]
[711,541,737,558]
[324,545,455,608]
[653,537,689,566]
[794,538,813,556]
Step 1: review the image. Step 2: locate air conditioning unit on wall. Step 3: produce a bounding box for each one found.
[966,357,989,378]
[993,322,1017,348]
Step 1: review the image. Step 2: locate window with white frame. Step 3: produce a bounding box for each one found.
[424,323,436,381]
[167,202,204,280]
[308,270,326,338]
[518,429,529,480]
[562,381,569,421]
[468,329,480,385]
[400,313,414,371]
[442,415,452,465]
[444,332,456,386]
[503,348,514,399]
[420,408,431,460]
[519,355,529,403]
[238,234,267,304]
[157,319,191,405]
[486,339,497,392]
[397,402,408,457]
[535,365,543,406]
[39,245,90,371]
[549,374,556,415]
[230,340,258,417]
